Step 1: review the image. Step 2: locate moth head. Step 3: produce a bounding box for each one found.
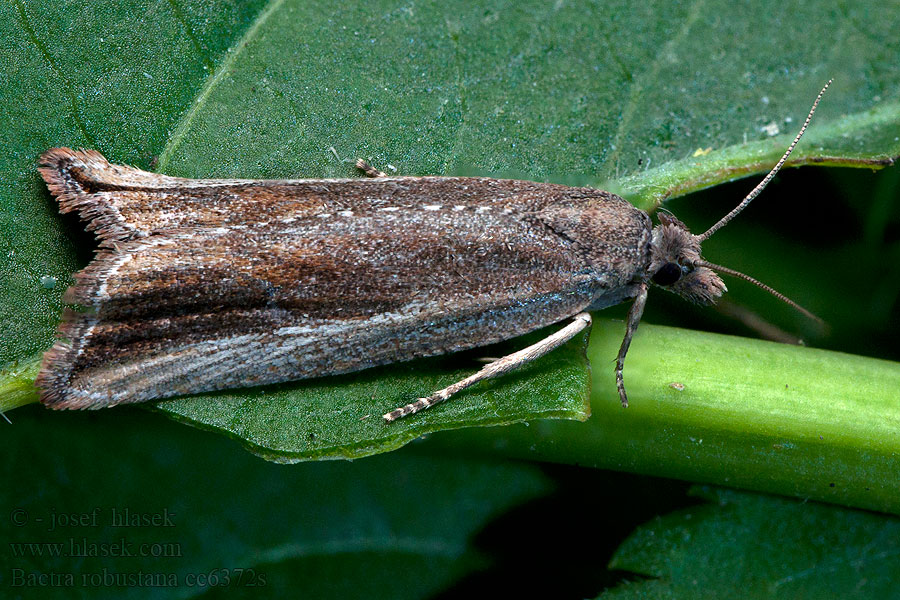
[648,212,725,305]
[646,79,832,324]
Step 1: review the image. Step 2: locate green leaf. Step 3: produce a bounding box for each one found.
[611,98,900,206]
[0,405,551,599]
[154,327,591,462]
[3,0,900,462]
[602,486,900,599]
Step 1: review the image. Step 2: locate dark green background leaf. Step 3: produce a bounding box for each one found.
[0,405,550,598]
[602,487,900,599]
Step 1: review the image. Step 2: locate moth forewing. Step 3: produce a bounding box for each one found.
[36,150,650,410]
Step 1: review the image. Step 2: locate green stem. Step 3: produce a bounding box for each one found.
[0,354,42,413]
[426,319,900,515]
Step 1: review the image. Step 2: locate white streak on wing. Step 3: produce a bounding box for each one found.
[453,205,466,211]
[80,238,174,362]
[274,325,321,336]
[475,206,491,213]
[188,336,274,388]
[126,176,420,188]
[379,206,400,212]
[95,191,131,236]
[159,335,261,374]
[423,205,442,211]
[110,333,267,395]
[338,210,354,217]
[195,328,338,386]
[262,302,429,368]
[95,253,131,303]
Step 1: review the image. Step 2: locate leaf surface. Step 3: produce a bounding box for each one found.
[2,0,899,461]
[602,487,900,599]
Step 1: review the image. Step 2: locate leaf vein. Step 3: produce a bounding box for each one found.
[165,0,215,72]
[13,0,97,147]
[158,0,288,170]
[607,0,707,177]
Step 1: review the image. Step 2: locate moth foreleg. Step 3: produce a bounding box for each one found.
[616,282,648,408]
[355,158,388,178]
[383,312,593,423]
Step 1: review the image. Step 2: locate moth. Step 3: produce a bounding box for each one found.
[36,82,829,422]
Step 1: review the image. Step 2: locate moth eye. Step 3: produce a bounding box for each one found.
[652,262,682,286]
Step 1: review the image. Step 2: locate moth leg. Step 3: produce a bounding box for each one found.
[355,158,387,178]
[616,282,648,407]
[383,312,593,423]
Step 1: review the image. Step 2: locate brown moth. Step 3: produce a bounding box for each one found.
[36,82,829,422]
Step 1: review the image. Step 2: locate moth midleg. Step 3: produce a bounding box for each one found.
[355,158,387,178]
[615,282,648,408]
[383,312,593,423]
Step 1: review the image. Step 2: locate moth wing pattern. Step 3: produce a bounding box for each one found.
[37,148,651,409]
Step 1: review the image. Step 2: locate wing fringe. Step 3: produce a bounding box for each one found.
[35,310,105,409]
[37,148,154,408]
[38,147,159,247]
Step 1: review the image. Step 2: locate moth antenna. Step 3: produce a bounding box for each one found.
[697,260,823,324]
[696,79,832,243]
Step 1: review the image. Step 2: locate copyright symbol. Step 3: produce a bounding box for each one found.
[10,508,27,526]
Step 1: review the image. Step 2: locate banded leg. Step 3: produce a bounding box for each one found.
[616,282,648,407]
[383,312,593,423]
[355,159,387,178]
